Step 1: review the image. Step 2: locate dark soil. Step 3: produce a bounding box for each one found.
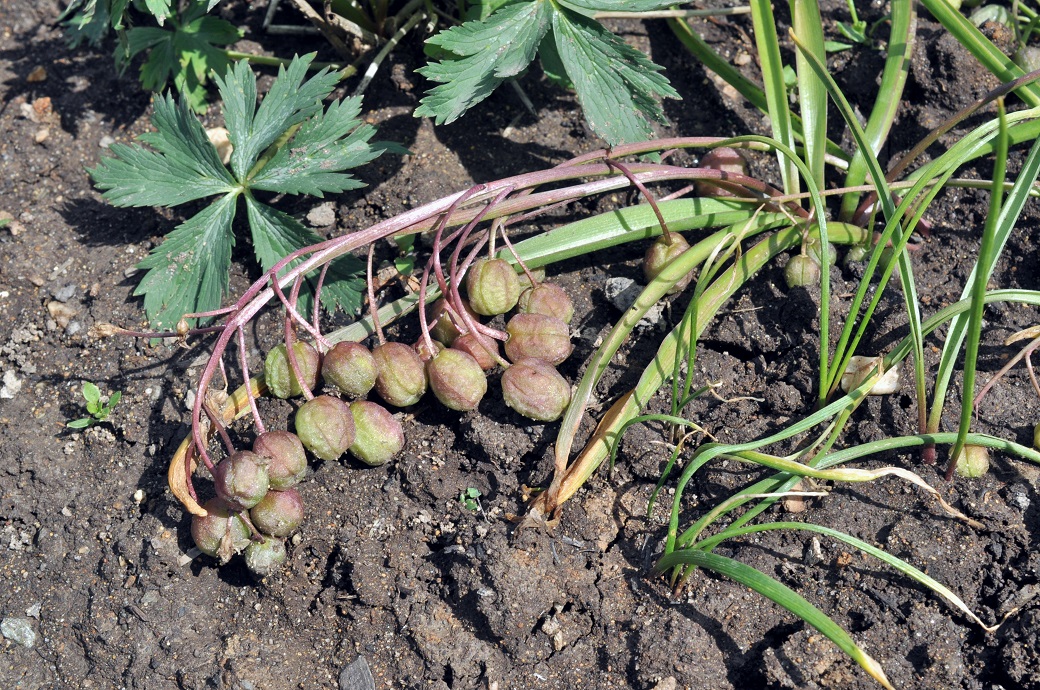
[2,2,1040,689]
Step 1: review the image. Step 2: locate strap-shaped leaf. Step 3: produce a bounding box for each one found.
[551,7,677,144]
[248,98,381,196]
[415,1,553,124]
[657,550,893,688]
[134,193,239,329]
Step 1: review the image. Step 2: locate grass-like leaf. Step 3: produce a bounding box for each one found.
[90,53,396,330]
[416,0,678,145]
[656,548,894,689]
[838,0,915,220]
[927,120,1040,439]
[791,0,827,191]
[947,102,1010,475]
[749,0,798,195]
[920,0,1040,107]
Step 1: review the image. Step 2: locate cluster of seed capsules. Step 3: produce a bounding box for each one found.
[191,257,575,577]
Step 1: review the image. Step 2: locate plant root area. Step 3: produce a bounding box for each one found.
[1,2,1039,689]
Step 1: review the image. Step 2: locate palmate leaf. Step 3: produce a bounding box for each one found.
[123,2,242,113]
[416,1,552,125]
[248,98,383,196]
[416,0,677,145]
[245,198,364,319]
[133,193,238,330]
[90,53,391,329]
[218,56,341,179]
[89,92,235,206]
[551,7,678,145]
[142,0,174,25]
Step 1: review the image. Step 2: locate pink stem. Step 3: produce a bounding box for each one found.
[496,228,538,286]
[416,255,437,355]
[237,326,265,434]
[188,148,760,468]
[366,244,385,345]
[271,270,330,349]
[204,400,235,456]
[606,157,673,242]
[284,274,315,402]
[312,262,331,336]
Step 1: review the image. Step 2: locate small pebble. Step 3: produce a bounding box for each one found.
[339,656,376,690]
[0,370,22,399]
[46,300,78,328]
[307,202,336,228]
[1,617,36,648]
[99,135,115,148]
[53,284,77,302]
[603,277,663,328]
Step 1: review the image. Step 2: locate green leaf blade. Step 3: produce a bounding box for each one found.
[551,8,677,145]
[134,193,239,329]
[244,198,365,318]
[220,53,340,178]
[248,99,382,196]
[89,92,236,207]
[82,381,101,404]
[658,549,894,689]
[143,0,174,24]
[415,1,552,125]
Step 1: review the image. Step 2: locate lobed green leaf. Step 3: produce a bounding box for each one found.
[143,0,174,24]
[248,97,382,196]
[217,54,340,179]
[126,9,240,112]
[133,193,238,329]
[415,1,552,124]
[89,92,235,207]
[551,7,677,145]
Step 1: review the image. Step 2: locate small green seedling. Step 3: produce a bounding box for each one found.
[393,234,417,276]
[68,382,122,429]
[458,487,482,512]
